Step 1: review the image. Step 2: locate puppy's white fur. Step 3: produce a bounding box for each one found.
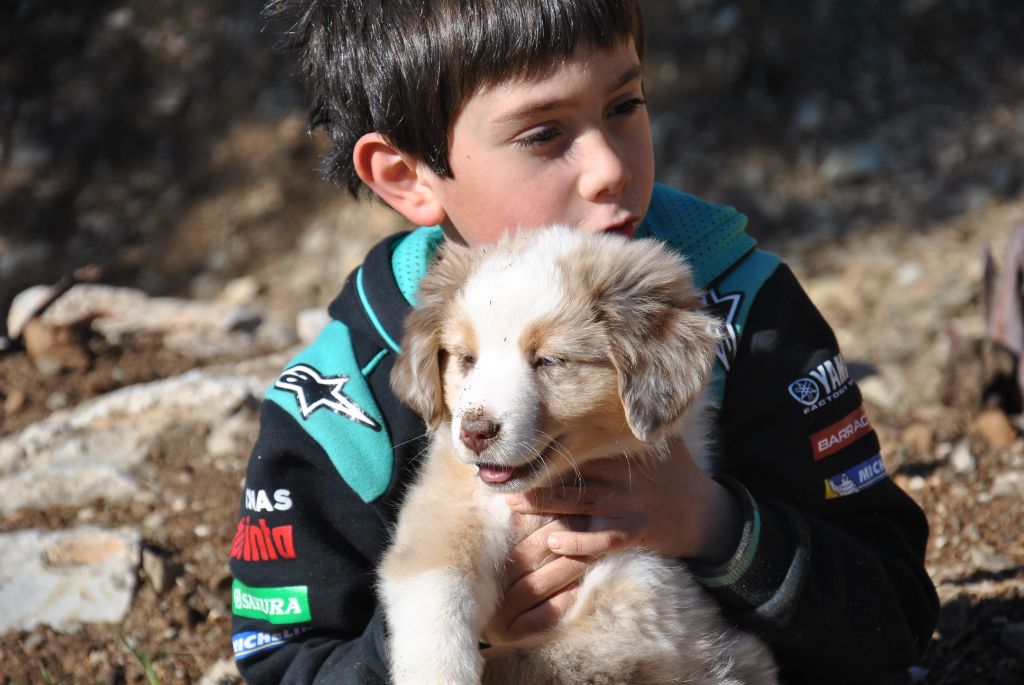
[383,227,778,684]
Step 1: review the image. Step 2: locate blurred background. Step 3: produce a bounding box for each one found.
[4,0,1024,328]
[2,1,1024,683]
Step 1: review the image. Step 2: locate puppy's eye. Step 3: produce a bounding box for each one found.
[459,353,476,370]
[532,356,565,370]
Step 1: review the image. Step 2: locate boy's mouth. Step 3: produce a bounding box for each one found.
[603,217,640,239]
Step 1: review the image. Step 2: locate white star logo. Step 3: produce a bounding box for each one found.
[704,288,743,371]
[275,364,381,431]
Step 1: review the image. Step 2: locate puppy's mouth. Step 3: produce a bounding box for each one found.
[474,441,557,491]
[475,460,541,489]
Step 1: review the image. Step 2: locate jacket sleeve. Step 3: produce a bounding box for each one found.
[229,400,391,684]
[690,263,939,683]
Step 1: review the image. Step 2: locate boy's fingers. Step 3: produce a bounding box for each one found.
[547,526,629,557]
[492,556,588,635]
[505,515,588,581]
[502,583,580,642]
[506,485,614,514]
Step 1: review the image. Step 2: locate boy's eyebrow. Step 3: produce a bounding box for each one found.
[494,65,643,126]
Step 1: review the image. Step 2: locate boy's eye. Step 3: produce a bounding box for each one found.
[514,127,561,148]
[610,97,647,118]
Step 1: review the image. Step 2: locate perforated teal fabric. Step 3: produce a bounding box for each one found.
[390,186,755,300]
[635,183,757,288]
[391,225,445,306]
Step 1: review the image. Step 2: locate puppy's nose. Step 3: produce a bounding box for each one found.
[460,417,501,454]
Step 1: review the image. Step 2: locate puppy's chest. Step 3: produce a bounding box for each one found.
[473,491,553,547]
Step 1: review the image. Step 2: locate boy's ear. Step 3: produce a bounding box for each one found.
[353,133,447,227]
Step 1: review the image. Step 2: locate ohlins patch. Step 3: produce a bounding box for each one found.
[810,406,872,461]
[275,364,381,430]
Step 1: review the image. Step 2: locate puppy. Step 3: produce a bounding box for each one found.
[383,227,778,684]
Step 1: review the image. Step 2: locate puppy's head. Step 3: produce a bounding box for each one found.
[391,227,720,491]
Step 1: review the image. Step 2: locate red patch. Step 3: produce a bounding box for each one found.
[810,406,872,461]
[230,517,296,561]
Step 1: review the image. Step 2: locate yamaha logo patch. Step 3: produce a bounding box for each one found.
[275,364,381,431]
[787,353,852,415]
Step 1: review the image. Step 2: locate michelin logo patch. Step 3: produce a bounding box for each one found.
[824,454,888,499]
[232,627,309,660]
[275,364,380,431]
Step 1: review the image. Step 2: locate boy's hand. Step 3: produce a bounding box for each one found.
[483,515,590,646]
[484,440,743,648]
[507,439,743,565]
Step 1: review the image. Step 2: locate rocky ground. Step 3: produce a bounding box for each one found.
[2,1,1023,683]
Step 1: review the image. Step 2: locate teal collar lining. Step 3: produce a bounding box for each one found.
[387,185,756,311]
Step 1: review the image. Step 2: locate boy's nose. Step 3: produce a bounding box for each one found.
[578,131,630,201]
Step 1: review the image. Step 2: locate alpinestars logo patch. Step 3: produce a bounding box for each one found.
[703,288,743,372]
[275,364,381,431]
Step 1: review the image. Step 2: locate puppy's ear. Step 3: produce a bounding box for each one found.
[390,241,477,430]
[581,238,721,442]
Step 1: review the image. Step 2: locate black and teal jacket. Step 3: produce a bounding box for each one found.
[229,184,938,684]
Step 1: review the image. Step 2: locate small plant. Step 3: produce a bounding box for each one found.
[120,635,161,685]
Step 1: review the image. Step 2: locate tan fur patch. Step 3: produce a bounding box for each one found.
[381,438,488,581]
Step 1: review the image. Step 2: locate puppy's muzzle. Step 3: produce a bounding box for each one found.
[459,416,501,454]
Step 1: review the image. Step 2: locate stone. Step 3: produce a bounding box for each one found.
[6,284,51,339]
[949,442,977,474]
[991,471,1024,498]
[2,388,27,416]
[969,543,1015,574]
[858,374,903,412]
[0,368,274,515]
[23,631,45,653]
[297,308,331,346]
[206,409,259,459]
[34,283,290,360]
[901,423,935,455]
[141,548,182,595]
[820,142,884,183]
[970,408,1019,449]
[0,527,140,632]
[22,318,92,375]
[197,657,241,685]
[221,276,260,305]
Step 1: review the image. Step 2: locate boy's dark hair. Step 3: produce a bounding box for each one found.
[267,0,645,198]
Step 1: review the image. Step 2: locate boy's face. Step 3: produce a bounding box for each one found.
[422,40,654,246]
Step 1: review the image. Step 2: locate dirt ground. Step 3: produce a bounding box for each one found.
[2,1,1024,683]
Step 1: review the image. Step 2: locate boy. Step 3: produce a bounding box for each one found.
[230,1,939,683]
